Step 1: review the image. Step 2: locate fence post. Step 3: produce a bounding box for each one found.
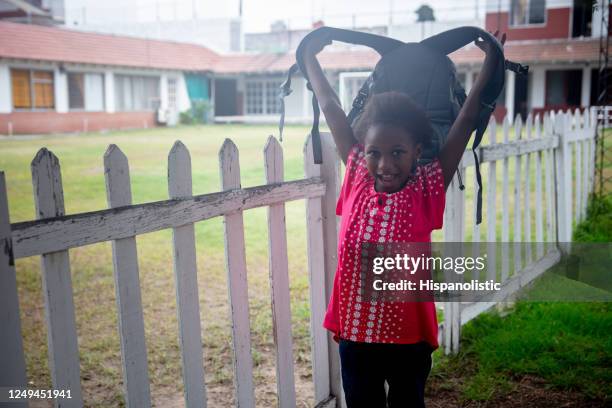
[168,141,207,408]
[303,136,332,405]
[486,118,498,284]
[501,116,511,282]
[264,137,297,408]
[544,114,555,248]
[31,148,83,407]
[442,165,463,354]
[105,145,152,408]
[524,114,533,264]
[0,172,28,407]
[573,110,583,224]
[317,132,344,407]
[588,107,597,196]
[554,113,572,245]
[513,115,523,274]
[534,115,544,259]
[219,139,256,408]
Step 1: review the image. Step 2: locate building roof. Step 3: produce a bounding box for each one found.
[0,21,220,71]
[0,21,608,75]
[214,49,381,74]
[217,38,609,74]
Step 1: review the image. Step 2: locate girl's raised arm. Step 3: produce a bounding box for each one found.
[302,37,358,165]
[438,31,506,189]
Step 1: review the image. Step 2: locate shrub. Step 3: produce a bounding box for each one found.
[180,99,213,124]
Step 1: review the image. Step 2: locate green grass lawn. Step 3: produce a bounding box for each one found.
[2,124,320,407]
[0,123,603,407]
[427,195,612,406]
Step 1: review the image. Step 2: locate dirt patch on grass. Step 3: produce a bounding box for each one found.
[426,372,608,408]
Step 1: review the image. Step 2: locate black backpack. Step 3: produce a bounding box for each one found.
[278,26,528,224]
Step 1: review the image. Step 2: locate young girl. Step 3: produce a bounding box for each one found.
[302,31,506,407]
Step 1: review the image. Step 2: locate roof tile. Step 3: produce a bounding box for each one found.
[1,21,608,75]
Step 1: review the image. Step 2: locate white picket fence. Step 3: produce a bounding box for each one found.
[0,109,597,408]
[441,108,598,354]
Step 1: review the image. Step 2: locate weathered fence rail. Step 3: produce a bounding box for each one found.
[0,109,598,407]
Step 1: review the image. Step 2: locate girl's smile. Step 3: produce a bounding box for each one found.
[364,124,422,193]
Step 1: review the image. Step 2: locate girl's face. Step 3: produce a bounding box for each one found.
[364,124,422,194]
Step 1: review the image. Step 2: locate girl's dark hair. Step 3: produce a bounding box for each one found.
[353,91,433,149]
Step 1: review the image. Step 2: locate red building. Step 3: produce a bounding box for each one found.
[484,0,611,120]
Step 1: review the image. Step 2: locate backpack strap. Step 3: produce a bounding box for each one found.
[278,64,299,142]
[347,74,374,125]
[279,27,403,164]
[422,26,528,224]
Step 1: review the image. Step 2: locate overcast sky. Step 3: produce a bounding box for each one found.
[66,0,487,32]
[240,0,487,31]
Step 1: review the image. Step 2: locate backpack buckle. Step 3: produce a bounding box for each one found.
[353,89,368,109]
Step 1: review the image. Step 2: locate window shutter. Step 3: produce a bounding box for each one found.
[11,69,31,109]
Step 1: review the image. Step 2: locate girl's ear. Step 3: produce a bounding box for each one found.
[415,143,423,161]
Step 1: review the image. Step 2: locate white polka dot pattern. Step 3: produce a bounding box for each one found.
[324,144,445,347]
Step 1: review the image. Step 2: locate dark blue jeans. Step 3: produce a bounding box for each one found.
[339,339,433,408]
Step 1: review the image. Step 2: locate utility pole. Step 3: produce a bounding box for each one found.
[595,0,611,196]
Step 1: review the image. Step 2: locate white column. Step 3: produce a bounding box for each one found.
[176,74,191,112]
[592,0,609,38]
[236,76,245,115]
[54,66,68,113]
[104,70,115,113]
[464,70,474,93]
[0,64,11,113]
[209,75,215,116]
[159,73,168,111]
[581,66,591,107]
[529,66,546,110]
[505,70,516,120]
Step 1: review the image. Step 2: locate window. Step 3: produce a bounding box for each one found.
[167,78,177,111]
[572,0,593,37]
[245,79,283,115]
[339,72,370,113]
[11,69,55,109]
[545,70,582,107]
[456,72,467,89]
[510,0,545,26]
[114,75,160,111]
[68,73,105,111]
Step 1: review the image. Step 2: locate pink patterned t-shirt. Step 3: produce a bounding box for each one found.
[323,143,445,348]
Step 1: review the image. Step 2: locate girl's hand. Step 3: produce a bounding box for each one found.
[475,30,506,56]
[472,31,506,91]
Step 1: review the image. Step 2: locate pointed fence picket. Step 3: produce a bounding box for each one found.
[513,116,523,274]
[534,115,544,259]
[304,137,333,406]
[104,145,152,408]
[264,136,297,408]
[501,116,511,282]
[0,172,27,408]
[168,141,207,408]
[524,114,533,264]
[32,149,84,407]
[0,109,599,406]
[220,139,256,408]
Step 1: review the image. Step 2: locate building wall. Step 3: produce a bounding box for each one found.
[0,60,189,134]
[485,7,571,40]
[391,18,484,43]
[0,111,155,135]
